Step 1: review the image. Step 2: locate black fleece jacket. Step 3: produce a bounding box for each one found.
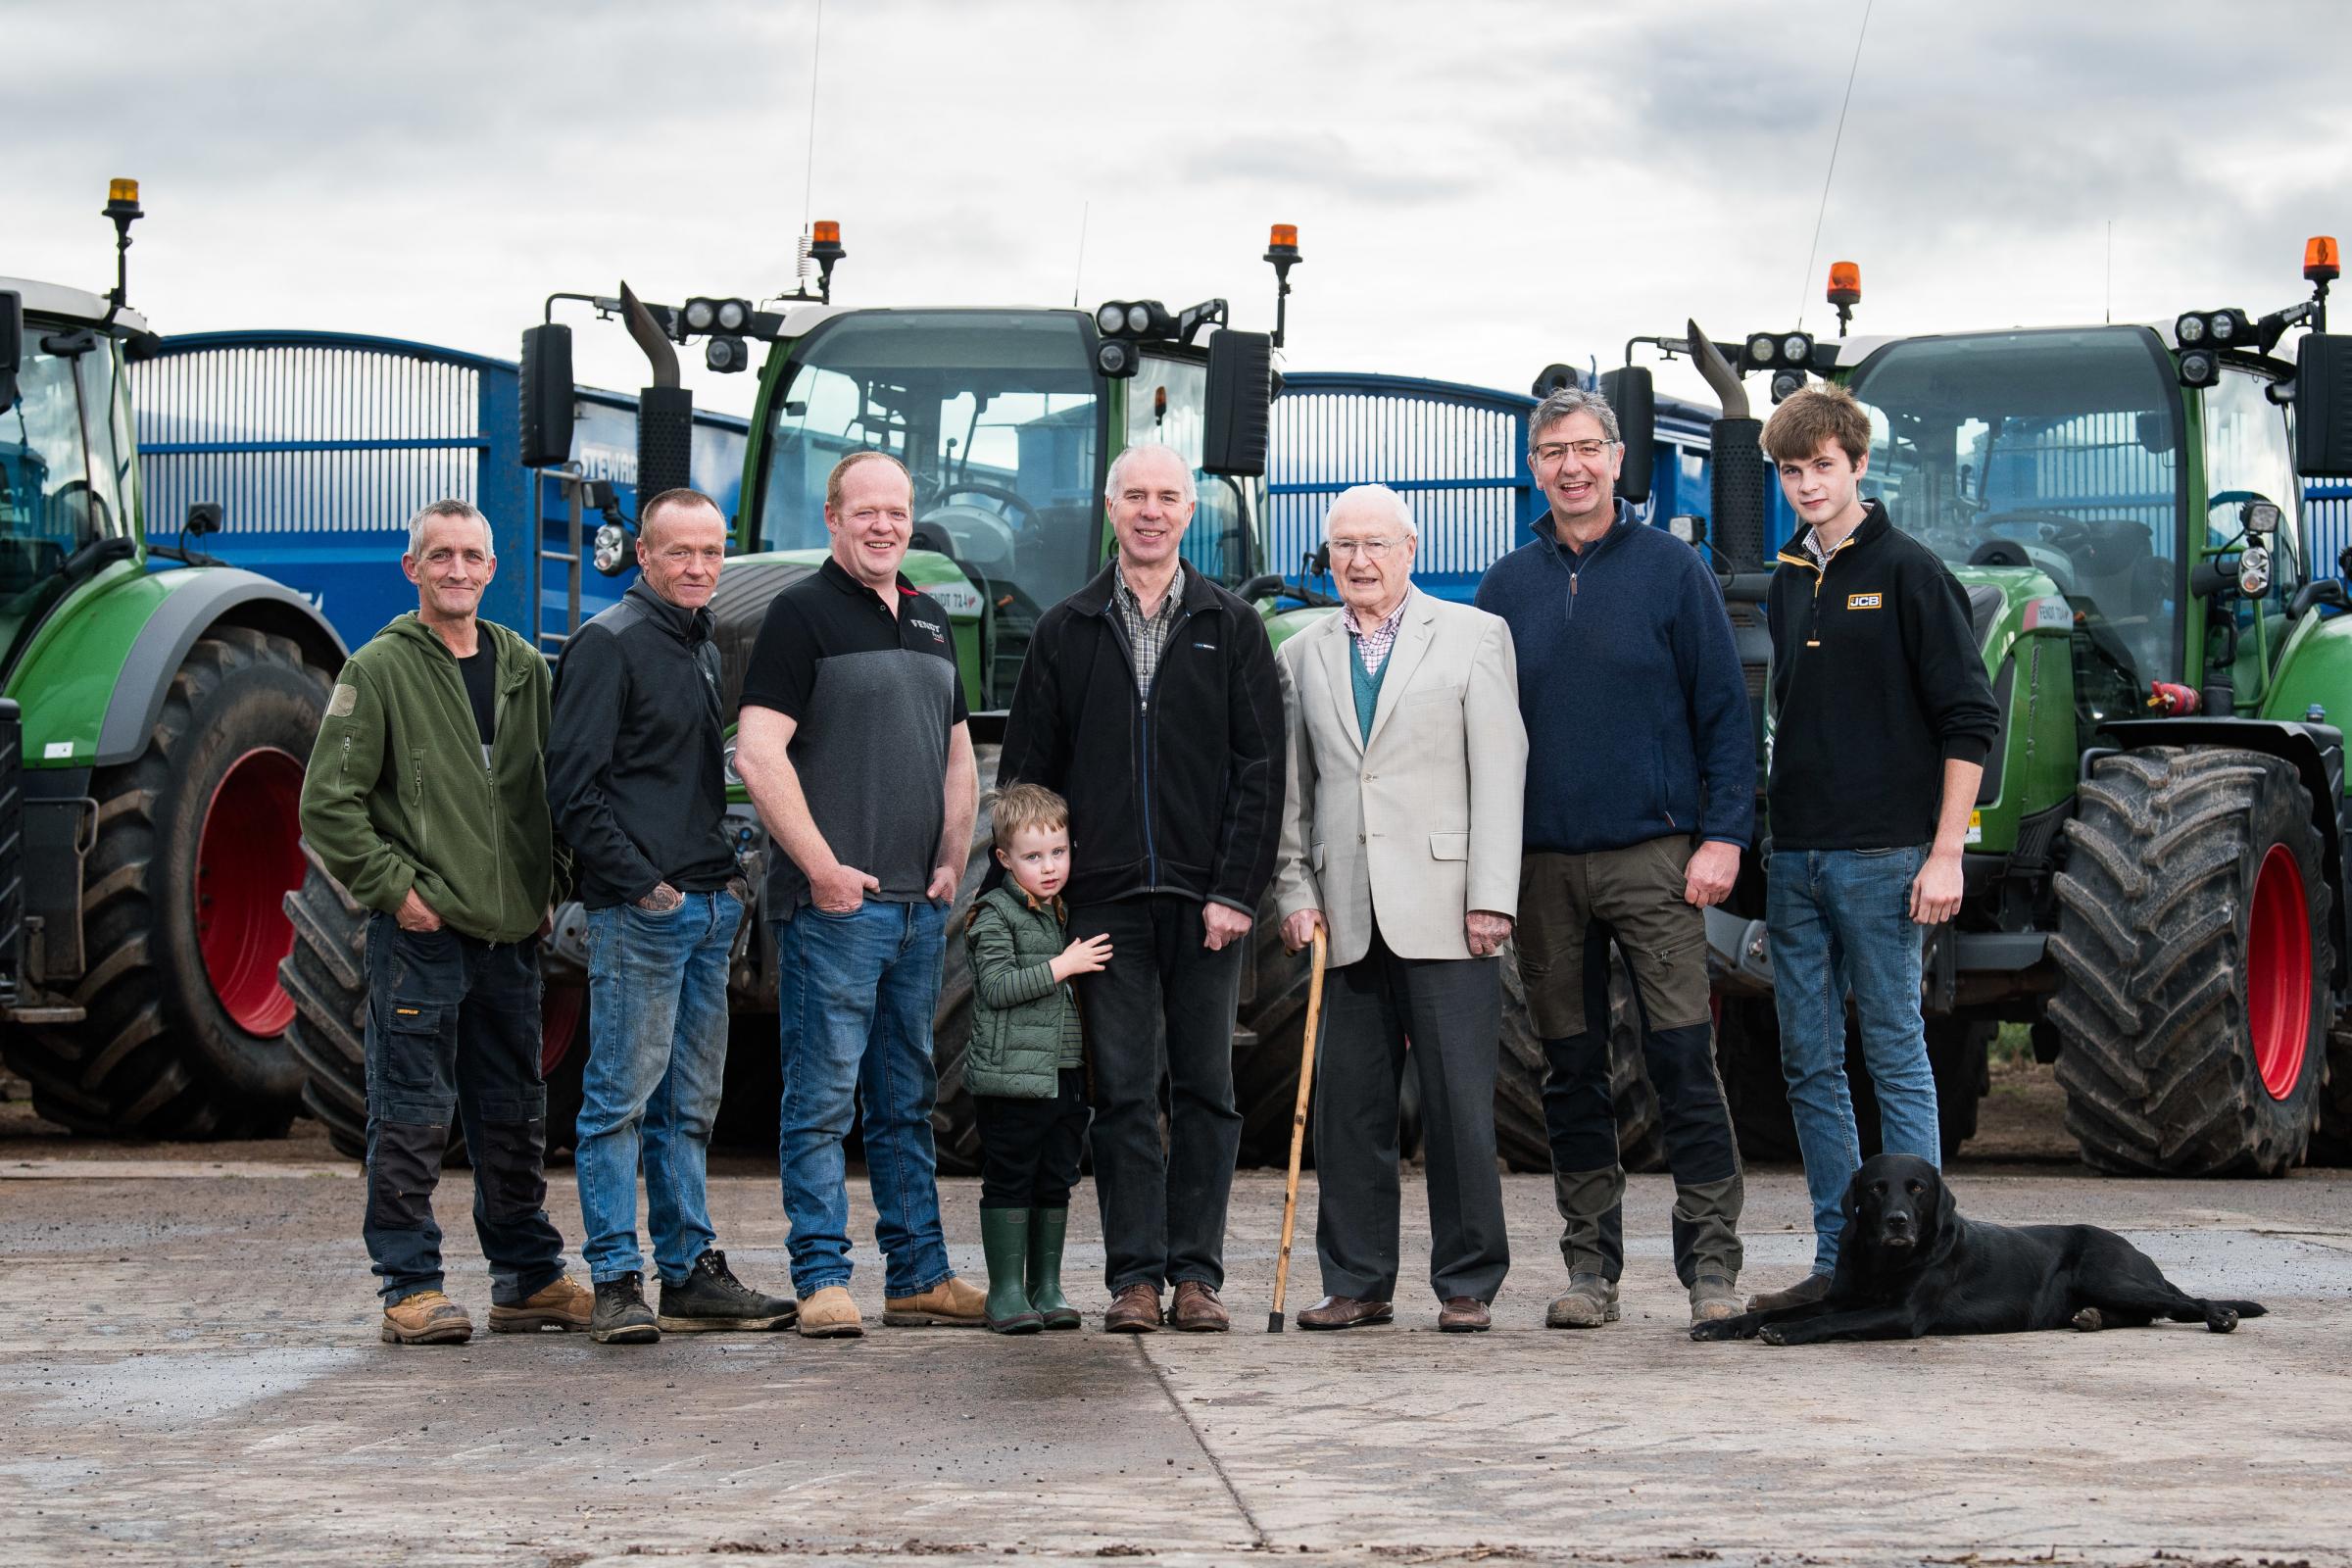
[547,581,740,907]
[1766,502,2001,852]
[995,561,1285,911]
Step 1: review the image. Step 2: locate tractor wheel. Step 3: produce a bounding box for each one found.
[6,628,329,1138]
[2307,1026,2352,1165]
[924,744,1003,1178]
[1493,942,1665,1175]
[1232,895,1317,1166]
[281,850,589,1164]
[1705,1000,1985,1165]
[2049,747,2329,1176]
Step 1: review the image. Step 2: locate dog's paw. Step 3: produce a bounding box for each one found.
[1759,1324,1788,1347]
[1690,1320,1738,1343]
[2206,1308,2238,1334]
[2071,1307,2106,1332]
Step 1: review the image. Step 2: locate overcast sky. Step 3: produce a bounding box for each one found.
[12,0,2349,413]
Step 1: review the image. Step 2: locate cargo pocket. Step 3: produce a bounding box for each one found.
[374,1001,449,1102]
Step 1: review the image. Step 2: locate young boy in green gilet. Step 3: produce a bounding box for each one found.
[964,784,1111,1333]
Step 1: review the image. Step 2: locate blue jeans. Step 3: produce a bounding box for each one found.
[574,891,743,1286]
[774,899,954,1298]
[1767,845,1941,1272]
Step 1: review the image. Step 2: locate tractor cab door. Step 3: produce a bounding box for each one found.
[2201,365,2302,709]
[1126,351,1263,590]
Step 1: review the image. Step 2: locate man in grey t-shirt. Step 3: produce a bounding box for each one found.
[735,451,985,1339]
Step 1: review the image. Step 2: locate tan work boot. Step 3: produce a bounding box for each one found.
[381,1289,472,1346]
[488,1275,594,1334]
[883,1275,987,1327]
[1689,1275,1741,1326]
[1544,1272,1619,1329]
[797,1285,865,1339]
[1746,1272,1834,1313]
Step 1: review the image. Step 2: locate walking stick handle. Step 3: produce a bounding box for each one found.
[1269,924,1328,1332]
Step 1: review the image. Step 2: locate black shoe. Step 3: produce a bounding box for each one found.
[590,1272,661,1345]
[658,1250,797,1333]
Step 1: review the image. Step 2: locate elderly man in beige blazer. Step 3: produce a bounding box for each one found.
[1272,483,1527,1333]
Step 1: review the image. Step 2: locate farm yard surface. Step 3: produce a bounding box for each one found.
[3,1085,2347,1568]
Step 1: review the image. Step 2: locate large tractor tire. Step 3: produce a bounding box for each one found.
[1493,943,1665,1175]
[2307,1027,2352,1166]
[2049,747,2329,1176]
[1714,997,1987,1165]
[280,850,590,1164]
[6,628,330,1138]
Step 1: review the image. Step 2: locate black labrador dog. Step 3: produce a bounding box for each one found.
[1691,1153,2264,1346]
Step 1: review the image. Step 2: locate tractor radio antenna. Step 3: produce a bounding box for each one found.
[1795,0,1872,332]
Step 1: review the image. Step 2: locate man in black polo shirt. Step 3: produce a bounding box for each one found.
[734,451,986,1339]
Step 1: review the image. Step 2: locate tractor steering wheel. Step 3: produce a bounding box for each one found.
[927,479,1041,531]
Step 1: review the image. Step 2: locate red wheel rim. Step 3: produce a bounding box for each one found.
[542,983,586,1077]
[193,748,309,1036]
[2247,843,2313,1102]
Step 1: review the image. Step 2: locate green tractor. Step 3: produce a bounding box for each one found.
[283,223,1367,1170]
[1663,238,2352,1175]
[2,181,344,1137]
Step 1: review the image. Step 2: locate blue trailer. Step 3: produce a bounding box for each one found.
[130,330,750,653]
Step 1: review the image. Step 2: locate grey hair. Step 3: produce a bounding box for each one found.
[405,499,495,561]
[1529,386,1621,451]
[1103,441,1198,507]
[1323,483,1418,541]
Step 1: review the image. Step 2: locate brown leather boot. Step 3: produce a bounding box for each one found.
[487,1275,594,1334]
[1170,1281,1230,1333]
[883,1275,987,1327]
[1103,1282,1162,1333]
[381,1290,472,1346]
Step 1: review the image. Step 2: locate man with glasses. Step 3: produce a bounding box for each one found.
[1271,485,1525,1333]
[1474,385,1753,1330]
[995,441,1284,1333]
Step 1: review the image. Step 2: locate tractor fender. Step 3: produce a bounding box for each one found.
[95,569,347,766]
[2093,716,2350,984]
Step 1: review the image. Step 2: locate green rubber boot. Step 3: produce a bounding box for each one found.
[1026,1207,1081,1330]
[979,1207,1043,1334]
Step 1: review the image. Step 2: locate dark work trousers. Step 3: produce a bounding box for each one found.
[1313,923,1510,1304]
[361,914,567,1306]
[1068,895,1246,1294]
[1539,912,1743,1287]
[973,1069,1091,1208]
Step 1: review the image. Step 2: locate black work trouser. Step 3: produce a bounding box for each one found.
[973,1069,1091,1209]
[362,914,567,1305]
[1313,923,1510,1304]
[1068,895,1245,1294]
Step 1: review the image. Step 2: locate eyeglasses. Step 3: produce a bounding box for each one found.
[1327,536,1404,559]
[1531,439,1616,466]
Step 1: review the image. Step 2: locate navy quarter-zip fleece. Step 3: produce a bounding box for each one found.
[1475,502,1752,856]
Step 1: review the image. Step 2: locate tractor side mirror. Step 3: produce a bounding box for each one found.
[518,322,576,469]
[1601,365,1655,506]
[1201,328,1272,477]
[184,502,222,536]
[2294,333,2352,477]
[0,290,21,414]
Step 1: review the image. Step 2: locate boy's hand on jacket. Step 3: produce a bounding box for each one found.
[1052,932,1114,981]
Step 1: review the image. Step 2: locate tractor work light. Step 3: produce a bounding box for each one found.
[682,296,752,335]
[1770,369,1807,404]
[1095,302,1127,334]
[593,521,636,576]
[1746,334,1777,367]
[2307,235,2340,284]
[1740,330,1818,375]
[1096,338,1140,378]
[705,334,749,372]
[2178,348,2219,387]
[2177,309,2252,350]
[1094,300,1176,341]
[2242,498,2282,535]
[2239,544,2273,598]
[1782,332,1814,364]
[2176,313,2206,344]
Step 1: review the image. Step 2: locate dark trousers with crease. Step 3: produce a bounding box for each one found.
[362,914,567,1305]
[1314,922,1509,1304]
[1068,895,1245,1295]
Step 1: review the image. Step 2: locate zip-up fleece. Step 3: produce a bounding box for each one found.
[995,560,1284,910]
[1765,501,2000,851]
[964,884,1086,1100]
[1474,502,1752,856]
[299,613,565,944]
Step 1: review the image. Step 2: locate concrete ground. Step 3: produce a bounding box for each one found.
[3,1096,2347,1568]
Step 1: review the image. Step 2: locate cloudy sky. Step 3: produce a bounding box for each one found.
[12,0,2349,413]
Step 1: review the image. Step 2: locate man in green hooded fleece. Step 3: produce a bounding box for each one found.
[299,499,590,1347]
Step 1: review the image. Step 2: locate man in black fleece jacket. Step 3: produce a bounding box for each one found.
[1747,384,1999,1315]
[547,489,792,1344]
[995,442,1284,1334]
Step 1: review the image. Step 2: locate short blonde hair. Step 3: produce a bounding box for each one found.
[990,781,1070,853]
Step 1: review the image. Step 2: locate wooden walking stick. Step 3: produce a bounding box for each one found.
[1268,924,1329,1333]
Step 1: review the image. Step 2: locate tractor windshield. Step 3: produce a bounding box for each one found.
[1843,326,2184,695]
[3,328,137,668]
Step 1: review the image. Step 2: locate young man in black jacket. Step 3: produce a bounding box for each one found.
[996,442,1285,1333]
[547,489,793,1344]
[1747,385,1999,1313]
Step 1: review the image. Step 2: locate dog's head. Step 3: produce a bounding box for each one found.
[1839,1153,1954,1264]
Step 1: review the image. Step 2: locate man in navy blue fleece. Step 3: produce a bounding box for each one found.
[1475,385,1753,1330]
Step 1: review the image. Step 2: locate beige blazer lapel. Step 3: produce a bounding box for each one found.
[1318,615,1364,755]
[1363,597,1438,752]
